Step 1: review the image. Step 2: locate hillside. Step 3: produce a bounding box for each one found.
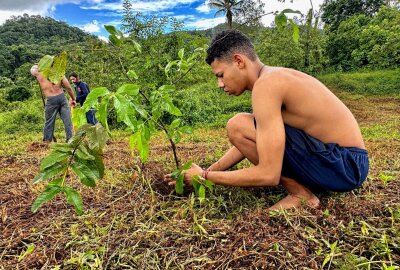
[0,14,97,78]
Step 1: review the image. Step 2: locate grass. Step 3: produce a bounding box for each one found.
[1,90,399,269]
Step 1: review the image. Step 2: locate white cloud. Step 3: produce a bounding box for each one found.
[185,16,225,30]
[82,20,100,33]
[196,2,210,14]
[0,0,80,25]
[98,35,109,42]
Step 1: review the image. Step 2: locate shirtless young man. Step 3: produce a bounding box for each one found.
[165,30,369,210]
[31,64,77,142]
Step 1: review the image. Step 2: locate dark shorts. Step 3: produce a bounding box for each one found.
[254,119,369,192]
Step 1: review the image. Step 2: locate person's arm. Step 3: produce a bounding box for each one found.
[207,146,245,171]
[62,76,76,106]
[180,76,286,187]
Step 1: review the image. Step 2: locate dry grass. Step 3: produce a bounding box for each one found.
[0,91,399,269]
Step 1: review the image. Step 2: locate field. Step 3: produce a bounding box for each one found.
[0,90,399,269]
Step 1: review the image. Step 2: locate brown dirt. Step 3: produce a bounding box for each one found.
[0,94,399,269]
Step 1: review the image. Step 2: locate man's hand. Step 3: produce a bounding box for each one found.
[70,99,76,107]
[164,163,203,186]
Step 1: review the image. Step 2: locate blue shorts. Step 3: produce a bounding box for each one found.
[282,125,369,192]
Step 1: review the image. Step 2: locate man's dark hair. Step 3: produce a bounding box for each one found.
[205,30,257,65]
[69,72,79,79]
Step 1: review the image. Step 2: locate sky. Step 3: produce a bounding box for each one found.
[0,0,325,41]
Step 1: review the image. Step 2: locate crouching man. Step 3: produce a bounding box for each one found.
[164,30,369,210]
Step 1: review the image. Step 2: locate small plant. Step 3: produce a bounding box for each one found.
[32,124,108,214]
[379,172,395,185]
[170,162,215,201]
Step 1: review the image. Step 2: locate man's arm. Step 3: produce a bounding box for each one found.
[178,76,286,187]
[62,76,76,106]
[208,146,245,171]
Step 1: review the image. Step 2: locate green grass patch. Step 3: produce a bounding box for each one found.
[318,69,400,95]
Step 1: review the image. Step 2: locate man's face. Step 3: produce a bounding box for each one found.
[210,58,246,96]
[69,76,78,84]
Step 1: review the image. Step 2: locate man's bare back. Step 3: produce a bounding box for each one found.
[165,29,369,210]
[258,68,365,149]
[31,65,75,99]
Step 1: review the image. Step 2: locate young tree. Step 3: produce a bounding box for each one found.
[321,0,386,31]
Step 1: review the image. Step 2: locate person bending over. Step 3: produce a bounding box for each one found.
[164,30,369,210]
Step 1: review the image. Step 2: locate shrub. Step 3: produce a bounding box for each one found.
[5,86,32,102]
[0,76,14,88]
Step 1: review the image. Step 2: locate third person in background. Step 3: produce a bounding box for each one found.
[69,72,97,125]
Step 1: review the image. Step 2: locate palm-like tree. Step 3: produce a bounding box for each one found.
[208,0,244,29]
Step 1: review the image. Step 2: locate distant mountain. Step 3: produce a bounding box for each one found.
[0,14,97,78]
[0,14,94,46]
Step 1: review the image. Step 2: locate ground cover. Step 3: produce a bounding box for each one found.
[0,91,399,269]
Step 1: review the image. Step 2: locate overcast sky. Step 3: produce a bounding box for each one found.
[0,0,325,40]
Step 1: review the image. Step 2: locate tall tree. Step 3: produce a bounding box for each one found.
[321,0,385,31]
[208,0,265,29]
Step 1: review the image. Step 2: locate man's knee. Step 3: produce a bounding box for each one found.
[226,113,250,142]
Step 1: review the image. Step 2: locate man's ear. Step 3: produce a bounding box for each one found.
[232,54,245,69]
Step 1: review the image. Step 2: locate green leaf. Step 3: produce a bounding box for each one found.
[104,25,117,36]
[159,85,175,93]
[129,131,149,162]
[275,13,287,31]
[33,163,67,184]
[179,126,193,134]
[204,180,214,192]
[71,162,97,187]
[127,70,138,80]
[49,51,68,84]
[49,143,74,153]
[170,119,181,129]
[192,176,201,195]
[130,39,142,53]
[81,87,109,111]
[48,178,63,187]
[114,94,137,130]
[75,144,95,160]
[171,169,180,180]
[288,19,300,44]
[165,61,178,74]
[31,185,62,213]
[162,101,182,116]
[181,162,192,170]
[97,95,110,133]
[72,107,88,129]
[63,187,83,215]
[116,84,140,96]
[109,35,121,47]
[40,151,70,171]
[38,55,54,78]
[178,48,185,59]
[198,185,206,202]
[85,123,109,152]
[175,174,184,194]
[18,243,35,262]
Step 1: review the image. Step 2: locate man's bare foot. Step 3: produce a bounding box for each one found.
[269,193,320,210]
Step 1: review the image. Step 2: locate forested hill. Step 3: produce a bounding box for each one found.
[0,14,97,78]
